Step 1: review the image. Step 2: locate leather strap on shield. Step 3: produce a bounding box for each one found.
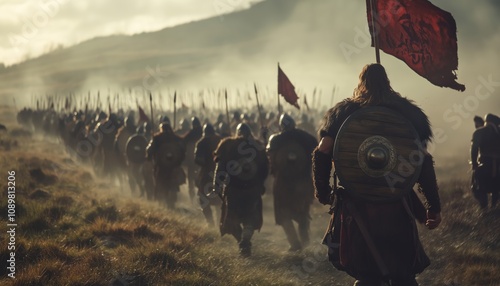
[333,106,424,202]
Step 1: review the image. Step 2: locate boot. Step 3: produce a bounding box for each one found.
[239,239,251,258]
[282,220,301,251]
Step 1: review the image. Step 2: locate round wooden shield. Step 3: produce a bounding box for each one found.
[117,128,134,156]
[125,134,148,164]
[157,141,184,168]
[333,106,424,202]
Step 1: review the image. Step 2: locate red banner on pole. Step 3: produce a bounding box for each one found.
[278,64,300,109]
[367,0,465,91]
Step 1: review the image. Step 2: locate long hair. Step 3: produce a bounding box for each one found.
[352,63,401,105]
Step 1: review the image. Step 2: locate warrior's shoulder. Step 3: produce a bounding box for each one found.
[383,96,433,142]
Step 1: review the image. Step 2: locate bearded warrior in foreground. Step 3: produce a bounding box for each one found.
[313,64,441,286]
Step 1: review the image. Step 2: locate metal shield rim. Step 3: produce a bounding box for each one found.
[332,106,423,202]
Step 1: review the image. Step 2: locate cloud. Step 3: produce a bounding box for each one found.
[0,0,261,66]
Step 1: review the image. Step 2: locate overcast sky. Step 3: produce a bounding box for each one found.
[0,0,261,66]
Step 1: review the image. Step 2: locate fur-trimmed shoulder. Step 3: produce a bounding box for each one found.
[384,96,433,143]
[319,97,433,143]
[318,99,360,139]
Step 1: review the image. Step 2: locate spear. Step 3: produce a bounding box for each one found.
[254,83,267,143]
[173,91,177,130]
[225,89,231,135]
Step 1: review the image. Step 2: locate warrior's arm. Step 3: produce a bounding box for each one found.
[265,137,277,175]
[194,141,206,166]
[470,133,479,169]
[146,137,157,160]
[417,153,442,229]
[313,136,334,205]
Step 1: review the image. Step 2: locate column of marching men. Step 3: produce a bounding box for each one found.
[16,105,320,257]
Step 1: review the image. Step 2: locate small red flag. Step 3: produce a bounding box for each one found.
[278,64,300,109]
[137,105,150,124]
[367,0,465,91]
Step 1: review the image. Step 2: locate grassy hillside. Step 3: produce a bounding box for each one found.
[0,106,498,285]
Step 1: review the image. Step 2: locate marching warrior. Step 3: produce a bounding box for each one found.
[471,113,500,210]
[115,115,143,194]
[194,123,223,226]
[213,123,268,257]
[266,113,318,251]
[182,117,203,201]
[146,122,186,209]
[313,63,441,286]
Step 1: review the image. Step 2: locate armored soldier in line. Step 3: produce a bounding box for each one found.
[146,121,186,209]
[266,113,318,251]
[94,113,121,180]
[194,123,223,226]
[115,115,143,195]
[182,117,203,202]
[471,113,500,210]
[138,121,155,200]
[313,63,441,286]
[213,123,268,257]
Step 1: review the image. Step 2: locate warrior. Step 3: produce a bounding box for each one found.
[115,115,142,194]
[194,123,223,226]
[182,117,203,201]
[313,63,441,286]
[139,121,155,200]
[471,113,500,210]
[146,122,186,209]
[213,123,269,257]
[94,113,121,179]
[266,113,318,251]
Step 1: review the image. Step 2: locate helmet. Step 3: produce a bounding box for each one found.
[191,117,201,129]
[279,113,295,131]
[160,122,173,133]
[236,123,252,138]
[180,118,190,130]
[218,122,230,135]
[203,123,215,137]
[124,115,135,128]
[108,113,118,124]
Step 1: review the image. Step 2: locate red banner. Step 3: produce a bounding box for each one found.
[367,0,465,91]
[278,64,300,109]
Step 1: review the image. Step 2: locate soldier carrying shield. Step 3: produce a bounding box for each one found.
[146,122,186,209]
[266,113,318,251]
[213,123,269,257]
[194,123,223,226]
[313,63,441,286]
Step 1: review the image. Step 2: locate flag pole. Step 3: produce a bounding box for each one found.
[277,63,282,119]
[369,0,381,64]
[149,92,154,136]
